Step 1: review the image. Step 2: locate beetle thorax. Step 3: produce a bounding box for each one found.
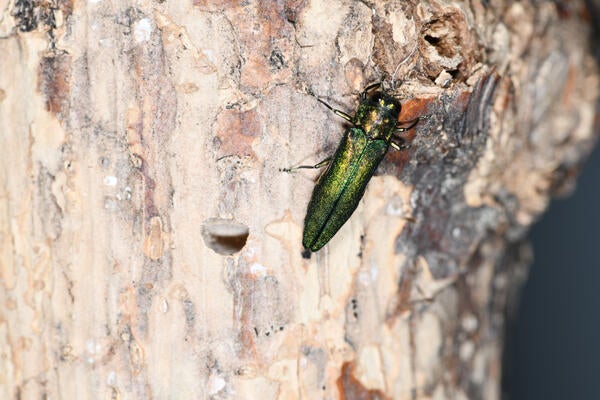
[353,92,401,141]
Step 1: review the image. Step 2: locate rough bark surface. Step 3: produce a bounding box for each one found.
[0,1,597,399]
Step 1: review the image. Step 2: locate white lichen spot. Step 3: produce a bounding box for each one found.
[370,263,378,281]
[160,298,169,313]
[452,227,462,238]
[134,18,153,43]
[86,339,96,354]
[459,341,475,361]
[299,356,308,368]
[203,49,216,64]
[113,184,132,202]
[385,196,404,216]
[208,374,227,395]
[461,313,479,333]
[103,175,118,186]
[240,170,257,183]
[250,263,267,276]
[358,269,371,285]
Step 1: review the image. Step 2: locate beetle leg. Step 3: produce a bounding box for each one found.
[390,137,409,151]
[315,98,353,122]
[395,116,420,132]
[281,157,332,172]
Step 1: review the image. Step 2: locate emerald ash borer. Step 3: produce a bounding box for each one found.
[286,83,422,252]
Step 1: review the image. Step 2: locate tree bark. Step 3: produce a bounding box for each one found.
[0,0,597,399]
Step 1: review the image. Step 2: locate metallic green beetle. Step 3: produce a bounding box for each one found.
[289,83,421,252]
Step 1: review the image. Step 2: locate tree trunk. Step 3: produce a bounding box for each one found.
[0,0,597,399]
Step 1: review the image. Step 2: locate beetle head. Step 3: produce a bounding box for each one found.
[354,91,401,140]
[365,91,401,119]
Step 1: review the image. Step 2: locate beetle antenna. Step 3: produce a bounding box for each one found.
[390,43,418,90]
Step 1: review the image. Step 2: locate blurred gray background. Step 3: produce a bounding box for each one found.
[504,142,600,398]
[503,2,600,397]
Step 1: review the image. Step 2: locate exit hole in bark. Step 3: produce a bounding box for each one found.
[202,219,249,255]
[424,31,457,59]
[423,15,463,59]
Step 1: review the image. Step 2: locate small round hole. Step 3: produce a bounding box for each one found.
[201,218,249,255]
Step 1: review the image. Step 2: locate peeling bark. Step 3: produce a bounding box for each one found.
[0,1,598,399]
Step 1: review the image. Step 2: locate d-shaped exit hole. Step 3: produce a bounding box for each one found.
[201,218,249,255]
